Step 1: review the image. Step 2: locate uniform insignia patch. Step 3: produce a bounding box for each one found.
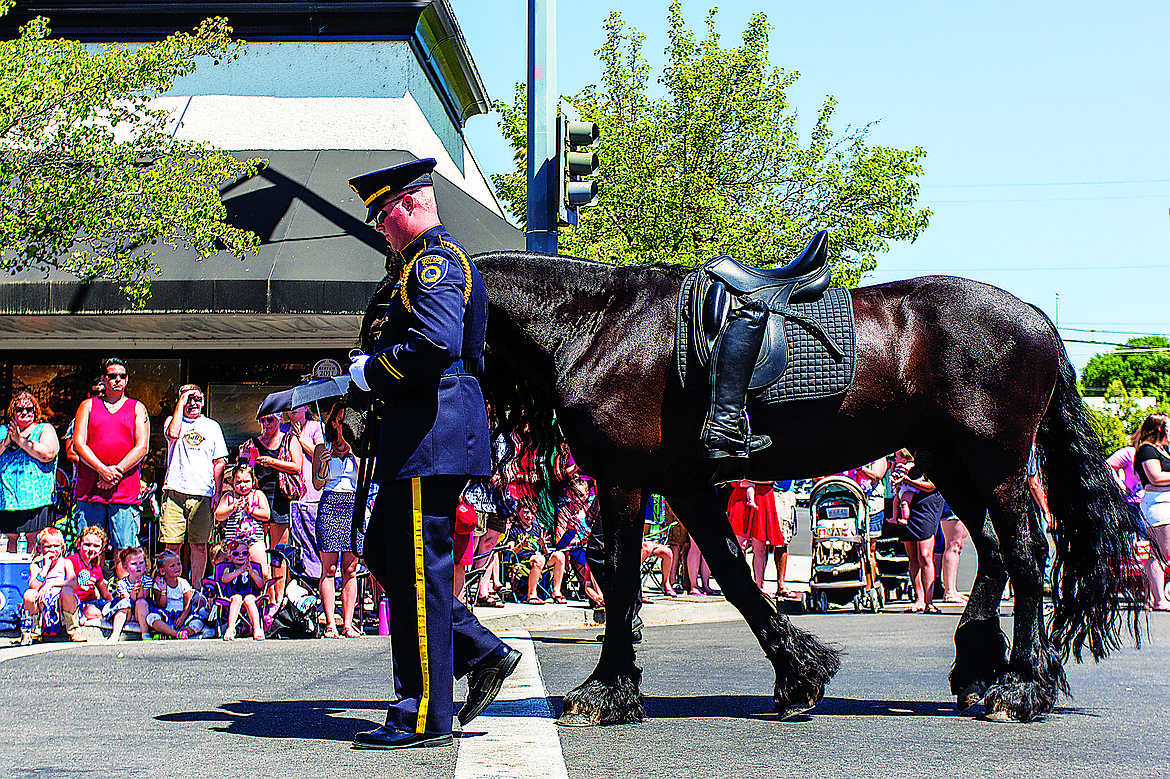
[417,257,449,288]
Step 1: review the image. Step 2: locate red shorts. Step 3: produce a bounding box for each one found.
[453,531,474,566]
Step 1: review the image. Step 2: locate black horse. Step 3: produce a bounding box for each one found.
[474,250,1142,724]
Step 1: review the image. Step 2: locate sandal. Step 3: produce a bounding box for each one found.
[777,589,800,600]
[552,595,568,604]
[323,626,340,639]
[904,606,924,614]
[943,594,968,604]
[523,596,545,605]
[923,604,942,614]
[222,629,236,641]
[477,594,506,608]
[342,626,363,638]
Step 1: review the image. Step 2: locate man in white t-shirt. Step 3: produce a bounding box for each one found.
[161,384,227,583]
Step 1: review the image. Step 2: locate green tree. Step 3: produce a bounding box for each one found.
[1080,336,1170,403]
[493,2,930,285]
[0,5,263,305]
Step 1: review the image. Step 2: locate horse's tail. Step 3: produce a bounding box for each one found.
[1037,339,1144,662]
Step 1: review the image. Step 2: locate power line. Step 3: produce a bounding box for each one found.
[868,265,1167,273]
[1059,326,1170,337]
[924,178,1170,189]
[1062,339,1170,352]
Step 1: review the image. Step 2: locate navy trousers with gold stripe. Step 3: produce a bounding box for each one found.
[364,475,503,735]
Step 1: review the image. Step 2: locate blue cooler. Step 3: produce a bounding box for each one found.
[0,552,31,632]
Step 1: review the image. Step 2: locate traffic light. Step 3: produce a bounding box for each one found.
[557,107,600,226]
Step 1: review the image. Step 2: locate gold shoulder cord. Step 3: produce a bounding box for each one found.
[439,239,474,305]
[399,238,474,314]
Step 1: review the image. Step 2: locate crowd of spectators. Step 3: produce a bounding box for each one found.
[11,357,1168,645]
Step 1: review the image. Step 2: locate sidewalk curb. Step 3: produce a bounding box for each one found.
[475,596,743,632]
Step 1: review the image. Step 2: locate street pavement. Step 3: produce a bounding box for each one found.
[4,598,1167,779]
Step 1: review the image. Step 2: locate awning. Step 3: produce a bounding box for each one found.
[0,149,523,321]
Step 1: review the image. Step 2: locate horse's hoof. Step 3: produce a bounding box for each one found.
[777,700,818,721]
[556,712,598,727]
[982,697,1044,723]
[774,684,824,720]
[955,683,987,711]
[561,676,646,726]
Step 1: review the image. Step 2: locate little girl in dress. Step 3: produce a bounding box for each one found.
[219,535,265,641]
[19,527,70,645]
[214,465,274,602]
[108,546,154,643]
[891,449,918,525]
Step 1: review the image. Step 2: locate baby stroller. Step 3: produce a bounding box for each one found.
[806,476,882,613]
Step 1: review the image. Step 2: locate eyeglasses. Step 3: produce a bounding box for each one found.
[186,396,204,403]
[104,373,127,381]
[259,415,279,424]
[13,406,34,413]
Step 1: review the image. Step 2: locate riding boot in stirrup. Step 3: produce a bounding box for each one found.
[700,301,772,459]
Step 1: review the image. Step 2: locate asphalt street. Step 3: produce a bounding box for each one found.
[4,608,1167,779]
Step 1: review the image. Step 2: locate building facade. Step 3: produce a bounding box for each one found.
[0,0,521,482]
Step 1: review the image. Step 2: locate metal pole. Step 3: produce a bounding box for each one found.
[526,0,557,253]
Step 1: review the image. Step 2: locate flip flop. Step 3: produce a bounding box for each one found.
[524,597,545,605]
[904,606,924,614]
[323,626,340,639]
[552,596,568,604]
[923,605,943,614]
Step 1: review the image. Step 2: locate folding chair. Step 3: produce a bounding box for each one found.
[640,495,676,595]
[463,541,508,611]
[202,560,276,638]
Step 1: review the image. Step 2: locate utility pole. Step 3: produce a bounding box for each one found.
[526,0,557,253]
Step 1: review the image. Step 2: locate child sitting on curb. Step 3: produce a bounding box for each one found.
[108,547,153,643]
[147,550,207,639]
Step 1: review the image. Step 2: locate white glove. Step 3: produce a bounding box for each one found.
[349,354,371,392]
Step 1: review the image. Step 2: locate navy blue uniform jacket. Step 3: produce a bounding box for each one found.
[363,225,491,481]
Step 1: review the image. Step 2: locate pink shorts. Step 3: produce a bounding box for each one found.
[453,531,474,566]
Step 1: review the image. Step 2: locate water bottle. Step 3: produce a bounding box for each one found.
[15,535,26,554]
[378,597,390,636]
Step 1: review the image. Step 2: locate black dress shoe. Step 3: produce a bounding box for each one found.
[352,725,453,750]
[458,645,521,725]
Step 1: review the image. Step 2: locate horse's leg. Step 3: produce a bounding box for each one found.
[922,453,1009,710]
[666,486,841,718]
[560,484,646,726]
[980,475,1067,722]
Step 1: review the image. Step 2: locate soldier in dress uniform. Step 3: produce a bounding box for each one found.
[347,158,520,750]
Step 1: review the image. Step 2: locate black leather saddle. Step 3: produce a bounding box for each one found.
[677,230,846,395]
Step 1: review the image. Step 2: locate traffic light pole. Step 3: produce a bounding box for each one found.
[526,0,558,253]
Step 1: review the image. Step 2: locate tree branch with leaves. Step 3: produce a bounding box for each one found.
[492,2,930,285]
[0,5,263,305]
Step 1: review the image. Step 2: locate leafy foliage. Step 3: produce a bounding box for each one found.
[1081,336,1170,404]
[0,5,263,305]
[493,1,930,285]
[1081,379,1166,454]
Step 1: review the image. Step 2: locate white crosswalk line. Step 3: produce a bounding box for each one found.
[455,630,568,779]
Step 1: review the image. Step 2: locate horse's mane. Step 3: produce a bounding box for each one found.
[473,251,685,514]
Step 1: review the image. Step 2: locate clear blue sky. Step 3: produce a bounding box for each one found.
[449,0,1170,379]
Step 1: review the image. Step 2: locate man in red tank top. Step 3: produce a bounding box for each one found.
[72,358,150,577]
